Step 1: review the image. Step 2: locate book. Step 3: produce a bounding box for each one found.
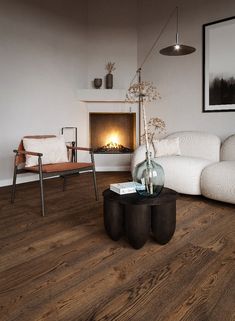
[110,181,145,195]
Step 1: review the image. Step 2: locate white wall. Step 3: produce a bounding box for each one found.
[76,0,138,167]
[2,0,233,186]
[0,0,139,186]
[87,0,138,89]
[138,0,235,140]
[0,0,88,186]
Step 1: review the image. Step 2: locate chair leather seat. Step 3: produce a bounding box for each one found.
[12,135,98,216]
[25,162,94,173]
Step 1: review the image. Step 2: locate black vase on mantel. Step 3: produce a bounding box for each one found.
[94,78,102,89]
[106,73,113,89]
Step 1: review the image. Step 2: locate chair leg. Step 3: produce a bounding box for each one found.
[90,151,98,201]
[60,175,67,192]
[38,157,45,217]
[62,175,67,191]
[11,166,17,203]
[92,167,98,201]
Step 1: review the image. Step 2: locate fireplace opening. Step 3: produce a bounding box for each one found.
[89,112,136,154]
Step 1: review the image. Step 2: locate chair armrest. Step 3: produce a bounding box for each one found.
[13,149,43,157]
[66,146,93,152]
[66,145,95,164]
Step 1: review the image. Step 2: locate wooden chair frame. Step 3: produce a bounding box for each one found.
[11,139,98,216]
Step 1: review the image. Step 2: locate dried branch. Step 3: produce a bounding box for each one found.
[126,80,165,147]
[141,117,166,144]
[106,62,116,74]
[126,81,161,103]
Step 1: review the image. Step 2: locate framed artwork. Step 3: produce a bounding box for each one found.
[203,16,235,112]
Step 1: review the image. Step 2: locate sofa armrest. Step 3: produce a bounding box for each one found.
[221,134,235,161]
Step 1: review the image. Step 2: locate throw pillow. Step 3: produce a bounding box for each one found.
[153,137,181,157]
[23,136,69,167]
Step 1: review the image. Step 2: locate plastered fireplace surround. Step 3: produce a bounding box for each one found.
[77,89,139,171]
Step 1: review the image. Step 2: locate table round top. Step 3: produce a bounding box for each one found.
[103,187,177,206]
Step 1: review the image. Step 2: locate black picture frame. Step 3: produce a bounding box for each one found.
[203,16,235,112]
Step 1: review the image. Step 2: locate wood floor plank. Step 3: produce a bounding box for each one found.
[136,247,235,321]
[0,172,234,321]
[209,270,235,321]
[83,244,215,321]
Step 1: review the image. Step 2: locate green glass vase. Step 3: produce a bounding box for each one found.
[133,153,164,197]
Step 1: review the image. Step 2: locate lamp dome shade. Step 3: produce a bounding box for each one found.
[160,44,196,56]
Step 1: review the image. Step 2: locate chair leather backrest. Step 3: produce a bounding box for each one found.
[16,135,56,166]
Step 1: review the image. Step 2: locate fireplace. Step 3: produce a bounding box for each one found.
[89,112,136,154]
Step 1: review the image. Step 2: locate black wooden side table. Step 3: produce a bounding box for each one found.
[103,188,177,249]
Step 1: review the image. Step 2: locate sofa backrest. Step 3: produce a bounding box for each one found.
[166,131,221,162]
[221,134,235,161]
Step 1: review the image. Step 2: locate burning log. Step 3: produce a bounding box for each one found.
[94,142,133,154]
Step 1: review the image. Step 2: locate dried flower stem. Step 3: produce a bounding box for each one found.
[141,117,166,144]
[106,62,116,74]
[126,81,164,153]
[141,99,151,163]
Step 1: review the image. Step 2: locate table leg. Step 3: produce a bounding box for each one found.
[151,201,176,244]
[104,199,124,241]
[125,204,151,249]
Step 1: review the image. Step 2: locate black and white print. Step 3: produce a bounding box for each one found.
[203,16,235,112]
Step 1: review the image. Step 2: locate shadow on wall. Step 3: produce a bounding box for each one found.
[1,0,88,26]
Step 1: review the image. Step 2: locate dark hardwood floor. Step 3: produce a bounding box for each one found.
[0,172,234,321]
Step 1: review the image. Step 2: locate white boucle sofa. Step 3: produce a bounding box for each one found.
[201,134,235,204]
[131,131,235,204]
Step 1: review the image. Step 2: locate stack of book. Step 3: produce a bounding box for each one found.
[110,181,145,195]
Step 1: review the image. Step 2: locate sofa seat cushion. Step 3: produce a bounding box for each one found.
[154,156,213,195]
[201,161,235,204]
[25,162,93,173]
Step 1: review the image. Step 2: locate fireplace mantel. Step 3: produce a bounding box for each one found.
[77,89,139,172]
[78,89,127,102]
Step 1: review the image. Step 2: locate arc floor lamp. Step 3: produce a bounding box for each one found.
[132,6,196,143]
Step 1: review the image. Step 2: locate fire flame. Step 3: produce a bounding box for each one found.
[105,132,120,147]
[95,130,132,153]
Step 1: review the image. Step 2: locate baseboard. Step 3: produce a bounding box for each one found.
[0,174,39,187]
[0,167,131,187]
[96,166,130,172]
